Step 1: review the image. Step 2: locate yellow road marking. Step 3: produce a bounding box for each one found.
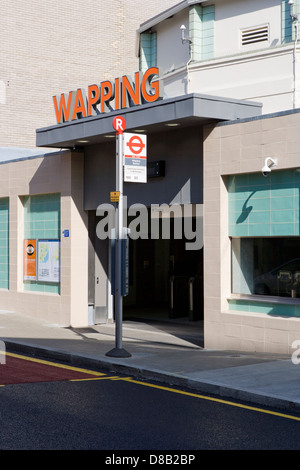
[5,352,106,377]
[4,352,300,422]
[110,376,133,381]
[70,376,133,382]
[121,378,300,423]
[71,376,120,382]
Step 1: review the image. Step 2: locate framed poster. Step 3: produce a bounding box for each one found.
[24,239,37,280]
[37,239,60,283]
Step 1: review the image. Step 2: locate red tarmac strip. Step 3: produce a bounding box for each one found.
[0,353,104,385]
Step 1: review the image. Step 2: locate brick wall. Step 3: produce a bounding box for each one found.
[0,0,177,147]
[203,111,300,353]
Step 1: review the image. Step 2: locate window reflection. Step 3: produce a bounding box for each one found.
[232,238,300,298]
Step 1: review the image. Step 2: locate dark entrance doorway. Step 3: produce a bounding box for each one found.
[124,224,203,322]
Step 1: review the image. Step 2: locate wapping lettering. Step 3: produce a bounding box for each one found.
[53,67,162,124]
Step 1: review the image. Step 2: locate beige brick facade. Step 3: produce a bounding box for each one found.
[0,149,89,327]
[0,0,178,148]
[203,111,300,354]
[0,0,179,327]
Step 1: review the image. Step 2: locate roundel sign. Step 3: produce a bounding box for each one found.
[123,132,147,183]
[126,135,145,155]
[112,116,126,134]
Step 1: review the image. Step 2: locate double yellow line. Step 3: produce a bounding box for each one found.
[2,352,300,423]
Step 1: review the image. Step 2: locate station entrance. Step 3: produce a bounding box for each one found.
[89,206,204,329]
[123,214,203,323]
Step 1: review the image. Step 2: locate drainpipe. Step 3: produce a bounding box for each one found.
[289,0,299,108]
[186,56,192,94]
[180,24,193,94]
[293,21,299,108]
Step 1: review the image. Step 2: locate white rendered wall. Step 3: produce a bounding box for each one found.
[159,0,298,114]
[215,0,281,58]
[156,9,190,75]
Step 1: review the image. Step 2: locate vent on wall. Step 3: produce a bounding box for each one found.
[241,25,269,46]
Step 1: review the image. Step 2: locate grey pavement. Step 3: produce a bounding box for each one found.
[1,309,300,413]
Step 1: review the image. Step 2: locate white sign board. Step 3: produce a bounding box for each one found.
[37,239,60,283]
[123,132,147,183]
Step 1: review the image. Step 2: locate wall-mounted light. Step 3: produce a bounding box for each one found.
[180,25,192,44]
[289,0,298,21]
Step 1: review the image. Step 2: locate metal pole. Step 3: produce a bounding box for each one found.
[106,128,131,358]
[116,132,124,349]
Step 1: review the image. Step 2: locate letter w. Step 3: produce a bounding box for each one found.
[53,92,74,123]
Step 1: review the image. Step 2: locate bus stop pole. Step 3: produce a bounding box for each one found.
[106,118,131,358]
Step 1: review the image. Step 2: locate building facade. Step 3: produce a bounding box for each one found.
[0,0,178,148]
[140,0,300,113]
[1,0,300,353]
[204,110,300,353]
[0,0,179,326]
[0,149,87,326]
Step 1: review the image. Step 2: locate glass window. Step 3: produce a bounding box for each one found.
[139,32,157,72]
[232,237,300,298]
[23,193,60,294]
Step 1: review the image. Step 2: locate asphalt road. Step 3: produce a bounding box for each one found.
[1,353,300,452]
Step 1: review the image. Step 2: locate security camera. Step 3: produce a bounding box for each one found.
[289,0,294,6]
[262,157,277,177]
[262,166,271,177]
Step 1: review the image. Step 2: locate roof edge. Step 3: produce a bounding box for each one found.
[137,0,209,34]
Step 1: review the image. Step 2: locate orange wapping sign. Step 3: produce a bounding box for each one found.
[53,67,163,124]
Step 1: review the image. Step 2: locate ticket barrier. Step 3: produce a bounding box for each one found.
[169,275,189,318]
[169,275,203,320]
[189,275,203,321]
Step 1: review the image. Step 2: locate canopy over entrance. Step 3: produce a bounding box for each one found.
[36,93,262,149]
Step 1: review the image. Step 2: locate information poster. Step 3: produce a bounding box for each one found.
[37,239,60,283]
[24,239,37,280]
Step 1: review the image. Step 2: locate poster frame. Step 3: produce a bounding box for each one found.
[24,239,37,281]
[37,238,60,284]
